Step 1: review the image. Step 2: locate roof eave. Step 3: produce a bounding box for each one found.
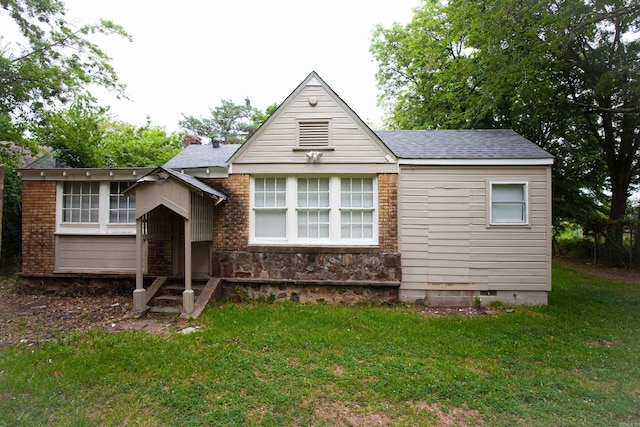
[397,158,554,166]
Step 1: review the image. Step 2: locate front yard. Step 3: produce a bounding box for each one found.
[0,260,639,426]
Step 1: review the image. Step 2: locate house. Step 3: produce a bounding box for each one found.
[18,72,553,314]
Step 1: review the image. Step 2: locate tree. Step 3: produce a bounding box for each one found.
[179,99,276,144]
[0,0,130,145]
[35,101,183,168]
[97,121,183,168]
[33,96,108,167]
[371,0,640,260]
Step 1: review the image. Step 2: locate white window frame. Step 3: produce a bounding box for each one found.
[489,181,529,226]
[57,181,137,235]
[250,176,378,246]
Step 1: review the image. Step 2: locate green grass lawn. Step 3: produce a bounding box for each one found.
[1,260,639,426]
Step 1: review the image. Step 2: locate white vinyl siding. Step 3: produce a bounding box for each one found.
[234,86,392,167]
[398,166,551,294]
[250,176,378,246]
[490,182,527,224]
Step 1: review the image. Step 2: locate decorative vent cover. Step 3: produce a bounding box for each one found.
[298,121,330,146]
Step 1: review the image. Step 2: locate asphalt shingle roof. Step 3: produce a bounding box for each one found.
[375,129,553,160]
[163,144,241,169]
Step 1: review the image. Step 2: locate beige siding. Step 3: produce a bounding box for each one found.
[399,165,552,294]
[55,235,136,273]
[234,86,391,166]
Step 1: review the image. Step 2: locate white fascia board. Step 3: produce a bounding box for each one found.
[398,158,554,166]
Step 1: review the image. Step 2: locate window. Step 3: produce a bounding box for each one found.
[251,176,377,245]
[490,183,527,224]
[62,182,99,223]
[58,181,137,234]
[297,178,330,239]
[298,121,330,147]
[254,178,287,238]
[341,178,374,239]
[109,182,136,223]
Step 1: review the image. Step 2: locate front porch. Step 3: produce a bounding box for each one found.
[127,168,227,317]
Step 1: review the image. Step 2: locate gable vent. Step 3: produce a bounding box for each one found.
[298,121,330,146]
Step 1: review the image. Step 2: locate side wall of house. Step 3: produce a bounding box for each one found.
[22,181,57,274]
[398,165,552,306]
[207,173,400,284]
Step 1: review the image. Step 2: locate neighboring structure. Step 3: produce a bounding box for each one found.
[19,72,553,312]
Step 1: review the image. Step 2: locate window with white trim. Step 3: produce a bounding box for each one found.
[62,182,99,223]
[297,178,330,239]
[58,181,137,234]
[341,178,375,239]
[109,182,136,223]
[251,176,378,245]
[254,177,287,239]
[490,182,528,224]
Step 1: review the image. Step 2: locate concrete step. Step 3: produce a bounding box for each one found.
[149,306,183,314]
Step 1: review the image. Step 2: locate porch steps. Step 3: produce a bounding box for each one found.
[146,277,220,319]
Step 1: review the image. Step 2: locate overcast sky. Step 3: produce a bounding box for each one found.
[59,0,421,131]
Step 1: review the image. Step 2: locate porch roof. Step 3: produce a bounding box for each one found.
[127,167,227,201]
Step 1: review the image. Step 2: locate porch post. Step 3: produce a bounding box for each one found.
[133,217,146,312]
[183,217,194,314]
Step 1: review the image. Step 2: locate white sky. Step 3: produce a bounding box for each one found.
[58,0,421,131]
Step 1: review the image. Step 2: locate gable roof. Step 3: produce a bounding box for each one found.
[227,71,396,164]
[127,166,227,201]
[163,144,241,170]
[376,129,553,162]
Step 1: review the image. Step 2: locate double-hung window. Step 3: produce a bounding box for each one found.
[251,176,377,245]
[341,178,374,239]
[297,178,330,239]
[490,182,528,225]
[254,178,287,239]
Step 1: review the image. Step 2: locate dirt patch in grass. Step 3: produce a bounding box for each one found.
[313,400,392,426]
[0,277,186,345]
[556,258,640,284]
[412,401,485,426]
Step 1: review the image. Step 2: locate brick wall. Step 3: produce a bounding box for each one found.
[208,174,249,252]
[22,181,56,274]
[378,173,399,252]
[208,173,401,284]
[147,238,173,276]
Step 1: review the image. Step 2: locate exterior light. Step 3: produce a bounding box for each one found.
[306,151,323,162]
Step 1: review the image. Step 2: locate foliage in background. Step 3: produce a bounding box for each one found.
[33,101,183,168]
[179,99,278,144]
[0,0,129,270]
[0,0,130,146]
[371,0,640,263]
[0,261,638,425]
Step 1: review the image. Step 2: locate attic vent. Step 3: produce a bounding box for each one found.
[298,121,330,146]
